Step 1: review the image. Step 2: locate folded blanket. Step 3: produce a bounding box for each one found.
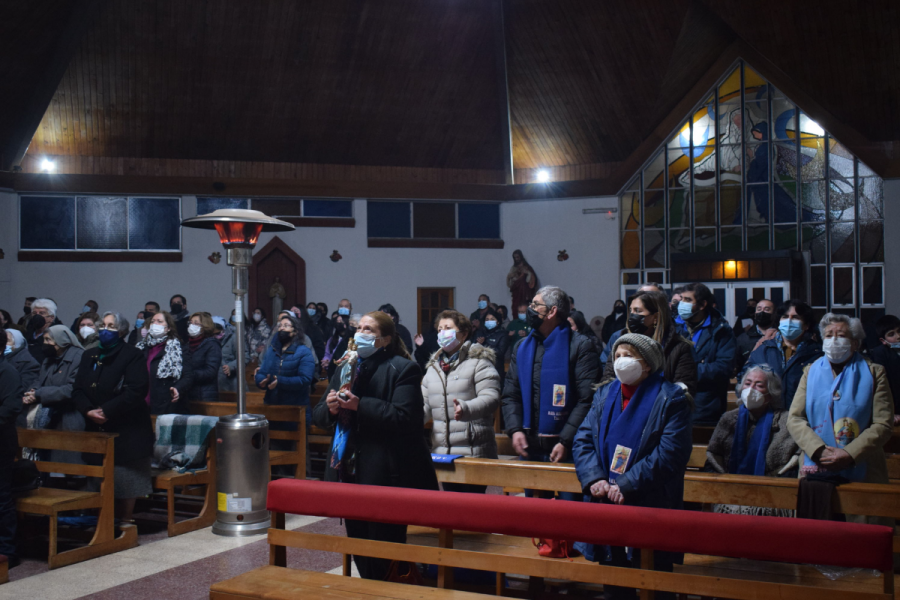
[153,415,219,472]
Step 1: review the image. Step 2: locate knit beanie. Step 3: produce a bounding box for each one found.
[612,333,664,373]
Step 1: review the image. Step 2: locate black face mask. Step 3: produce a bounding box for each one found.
[755,311,773,329]
[23,306,31,316]
[526,306,544,330]
[614,305,625,315]
[627,312,649,335]
[170,303,183,314]
[28,314,46,332]
[335,321,346,332]
[277,330,293,344]
[348,326,357,336]
[41,344,58,359]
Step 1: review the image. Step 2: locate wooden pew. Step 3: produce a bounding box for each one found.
[15,429,138,569]
[0,555,7,585]
[148,414,218,537]
[191,401,306,480]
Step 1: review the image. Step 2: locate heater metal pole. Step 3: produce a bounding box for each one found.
[228,248,251,415]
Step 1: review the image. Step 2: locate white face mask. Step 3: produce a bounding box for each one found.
[823,337,853,364]
[79,326,96,339]
[613,356,644,385]
[188,324,203,337]
[438,329,460,352]
[741,387,767,411]
[149,323,166,337]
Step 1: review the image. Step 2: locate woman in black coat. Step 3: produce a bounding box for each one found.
[137,311,193,415]
[72,312,151,523]
[474,308,510,380]
[313,311,438,581]
[602,300,628,343]
[185,312,222,401]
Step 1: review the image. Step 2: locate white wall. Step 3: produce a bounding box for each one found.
[0,193,621,332]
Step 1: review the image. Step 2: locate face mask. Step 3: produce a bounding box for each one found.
[4,346,11,356]
[518,313,527,321]
[354,332,379,358]
[614,305,625,315]
[188,324,203,337]
[29,314,46,331]
[338,307,350,316]
[526,306,544,330]
[42,344,58,359]
[149,323,166,337]
[741,387,767,410]
[823,337,853,364]
[627,313,649,335]
[23,306,31,316]
[170,303,183,314]
[277,330,293,344]
[778,319,803,341]
[891,343,900,350]
[438,329,460,351]
[677,301,696,320]
[307,308,317,317]
[215,331,226,340]
[484,320,497,330]
[614,356,644,385]
[98,329,119,346]
[478,300,488,310]
[135,318,145,329]
[79,326,96,339]
[253,313,262,323]
[755,312,773,329]
[82,305,91,314]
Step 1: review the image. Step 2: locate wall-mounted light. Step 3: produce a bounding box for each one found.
[535,169,551,183]
[40,159,55,173]
[724,260,737,279]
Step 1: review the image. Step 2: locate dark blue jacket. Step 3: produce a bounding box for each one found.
[255,335,314,406]
[186,337,222,401]
[572,375,692,563]
[743,333,822,410]
[676,308,735,424]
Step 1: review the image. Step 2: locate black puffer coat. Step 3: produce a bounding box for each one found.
[186,337,222,401]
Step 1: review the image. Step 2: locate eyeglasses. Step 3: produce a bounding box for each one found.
[529,302,548,310]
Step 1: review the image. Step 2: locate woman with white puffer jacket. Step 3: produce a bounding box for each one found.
[421,309,501,493]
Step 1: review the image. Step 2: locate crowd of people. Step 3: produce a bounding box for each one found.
[0,284,897,591]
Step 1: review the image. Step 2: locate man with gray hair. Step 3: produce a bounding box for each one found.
[502,286,599,488]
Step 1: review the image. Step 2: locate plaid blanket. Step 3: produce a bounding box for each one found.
[153,415,219,472]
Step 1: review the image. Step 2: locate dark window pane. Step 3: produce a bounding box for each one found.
[831,222,855,263]
[458,203,500,239]
[20,196,75,249]
[830,177,856,221]
[645,271,665,284]
[413,202,455,238]
[129,198,180,250]
[668,189,689,228]
[304,199,352,218]
[774,180,798,224]
[694,188,716,227]
[774,225,797,250]
[367,201,411,238]
[694,228,716,253]
[713,288,727,313]
[622,191,640,230]
[720,187,741,226]
[721,226,742,252]
[859,221,884,263]
[801,180,827,221]
[197,197,249,214]
[644,189,665,228]
[254,199,300,217]
[622,272,640,285]
[833,266,854,306]
[621,230,641,269]
[77,197,127,249]
[668,229,690,258]
[746,184,769,224]
[862,266,883,305]
[747,226,769,251]
[858,177,883,220]
[802,224,827,263]
[770,287,784,306]
[643,152,664,189]
[810,266,827,307]
[644,229,665,268]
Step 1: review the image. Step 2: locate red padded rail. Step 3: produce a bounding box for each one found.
[268,480,893,572]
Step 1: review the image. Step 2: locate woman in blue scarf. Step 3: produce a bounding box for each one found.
[572,333,692,600]
[788,314,894,501]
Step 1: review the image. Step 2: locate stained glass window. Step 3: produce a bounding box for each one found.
[619,59,883,313]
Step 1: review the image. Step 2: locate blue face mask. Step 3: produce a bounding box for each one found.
[338,307,350,316]
[307,308,317,317]
[518,313,527,320]
[478,300,488,310]
[98,329,119,346]
[779,318,803,341]
[135,319,145,329]
[890,343,900,350]
[3,346,11,356]
[485,320,497,330]
[354,332,379,358]
[677,301,696,320]
[83,305,91,313]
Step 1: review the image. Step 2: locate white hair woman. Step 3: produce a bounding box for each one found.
[787,314,894,499]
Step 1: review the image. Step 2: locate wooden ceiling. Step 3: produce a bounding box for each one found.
[2,0,899,190]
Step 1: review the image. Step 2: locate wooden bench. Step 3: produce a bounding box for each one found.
[190,401,306,480]
[15,428,138,569]
[0,555,7,585]
[211,479,896,600]
[148,414,218,537]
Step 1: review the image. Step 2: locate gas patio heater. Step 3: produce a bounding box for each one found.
[181,209,294,536]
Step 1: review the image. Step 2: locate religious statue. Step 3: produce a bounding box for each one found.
[507,249,539,310]
[333,337,359,397]
[269,276,286,317]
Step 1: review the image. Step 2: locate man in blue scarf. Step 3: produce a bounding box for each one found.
[501,286,599,480]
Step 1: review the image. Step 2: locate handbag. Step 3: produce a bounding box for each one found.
[11,459,42,496]
[532,537,573,558]
[383,561,424,585]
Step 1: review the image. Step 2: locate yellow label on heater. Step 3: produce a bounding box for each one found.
[217,492,227,512]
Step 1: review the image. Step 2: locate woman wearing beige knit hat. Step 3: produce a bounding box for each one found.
[572,333,693,600]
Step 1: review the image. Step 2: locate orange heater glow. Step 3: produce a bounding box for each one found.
[723,260,737,279]
[214,222,264,247]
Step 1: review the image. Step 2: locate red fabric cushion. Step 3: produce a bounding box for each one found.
[267,480,894,572]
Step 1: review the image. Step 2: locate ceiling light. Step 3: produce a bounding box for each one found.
[536,169,551,183]
[40,159,55,172]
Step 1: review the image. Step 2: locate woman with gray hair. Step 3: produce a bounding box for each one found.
[705,365,799,481]
[73,310,151,524]
[788,313,894,493]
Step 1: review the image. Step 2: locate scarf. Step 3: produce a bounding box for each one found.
[803,352,873,481]
[686,314,712,345]
[728,405,774,475]
[189,336,205,352]
[139,337,183,380]
[599,373,663,485]
[518,325,572,436]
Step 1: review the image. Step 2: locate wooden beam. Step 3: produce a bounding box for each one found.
[0,0,106,171]
[494,0,514,184]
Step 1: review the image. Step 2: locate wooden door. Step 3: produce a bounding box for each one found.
[249,236,306,320]
[417,287,454,334]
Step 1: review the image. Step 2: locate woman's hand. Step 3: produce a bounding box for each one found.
[818,446,855,471]
[170,387,180,402]
[222,365,231,376]
[326,390,341,415]
[414,334,424,347]
[589,480,610,499]
[607,484,625,505]
[87,408,107,424]
[338,389,360,411]
[22,390,37,405]
[320,359,329,370]
[452,399,464,420]
[257,374,270,389]
[267,376,278,390]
